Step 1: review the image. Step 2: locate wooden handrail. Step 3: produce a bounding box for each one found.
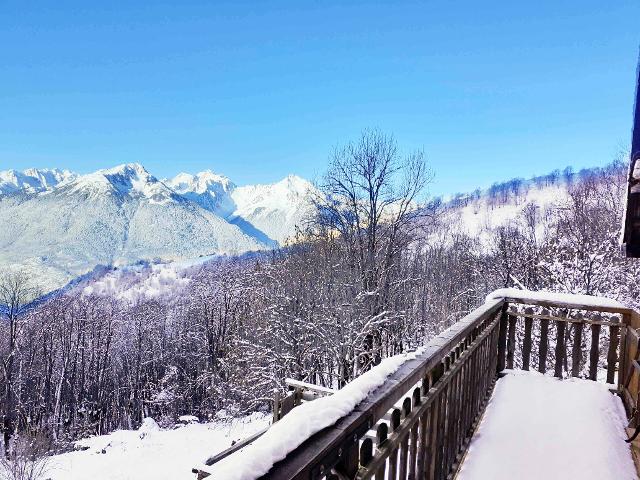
[500,295,632,315]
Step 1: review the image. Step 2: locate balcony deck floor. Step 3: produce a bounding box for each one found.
[456,371,637,480]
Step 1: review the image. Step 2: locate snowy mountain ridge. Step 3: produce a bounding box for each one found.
[0,167,76,195]
[56,163,182,204]
[0,163,315,291]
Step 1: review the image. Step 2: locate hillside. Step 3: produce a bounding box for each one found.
[434,165,611,242]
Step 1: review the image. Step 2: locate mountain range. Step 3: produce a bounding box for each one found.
[0,164,314,291]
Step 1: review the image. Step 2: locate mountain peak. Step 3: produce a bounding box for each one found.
[99,163,150,177]
[61,163,177,203]
[278,174,312,191]
[169,170,235,194]
[166,170,236,216]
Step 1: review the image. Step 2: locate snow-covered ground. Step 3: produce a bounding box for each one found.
[82,261,193,303]
[440,181,569,243]
[458,371,637,480]
[487,287,627,310]
[41,413,270,480]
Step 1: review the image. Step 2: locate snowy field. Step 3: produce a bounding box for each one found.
[458,371,637,480]
[40,413,270,480]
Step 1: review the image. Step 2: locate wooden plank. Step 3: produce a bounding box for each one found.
[416,407,429,479]
[511,310,621,326]
[589,323,601,381]
[522,308,533,371]
[506,313,517,370]
[619,316,630,394]
[408,423,419,479]
[571,315,584,378]
[280,392,297,417]
[497,305,508,372]
[398,398,411,480]
[336,441,360,479]
[360,438,374,471]
[427,398,439,480]
[434,382,447,480]
[501,296,632,315]
[388,409,401,480]
[444,371,456,473]
[555,320,566,378]
[539,310,549,374]
[203,426,269,466]
[608,325,621,384]
[272,389,281,423]
[285,378,337,395]
[375,423,388,480]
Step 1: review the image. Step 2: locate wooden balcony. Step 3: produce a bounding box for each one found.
[197,290,640,479]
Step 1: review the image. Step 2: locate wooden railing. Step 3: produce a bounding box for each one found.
[262,298,504,480]
[199,292,640,480]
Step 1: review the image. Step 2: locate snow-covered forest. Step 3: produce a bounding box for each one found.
[1,131,637,474]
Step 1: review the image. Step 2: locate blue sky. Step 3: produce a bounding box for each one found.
[1,1,638,195]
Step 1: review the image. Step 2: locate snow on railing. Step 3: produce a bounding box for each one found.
[199,347,426,480]
[487,288,628,311]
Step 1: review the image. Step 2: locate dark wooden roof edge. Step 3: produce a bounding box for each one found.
[623,49,640,257]
[632,48,640,161]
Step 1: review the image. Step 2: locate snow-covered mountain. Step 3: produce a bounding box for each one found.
[166,172,314,245]
[165,170,237,216]
[0,163,315,291]
[230,174,314,244]
[0,167,76,195]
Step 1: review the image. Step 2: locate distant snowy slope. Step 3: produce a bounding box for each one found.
[166,170,236,217]
[230,175,315,244]
[167,171,315,245]
[439,180,570,241]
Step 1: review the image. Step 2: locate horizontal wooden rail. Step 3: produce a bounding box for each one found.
[500,295,633,315]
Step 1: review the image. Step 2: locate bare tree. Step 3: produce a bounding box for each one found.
[312,129,433,377]
[0,432,50,480]
[0,271,39,457]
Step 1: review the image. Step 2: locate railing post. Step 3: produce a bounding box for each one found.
[506,312,517,370]
[497,303,508,373]
[619,313,631,394]
[539,309,550,373]
[554,319,566,378]
[272,389,281,423]
[522,308,533,371]
[608,322,621,385]
[589,319,601,381]
[335,438,360,479]
[571,313,584,378]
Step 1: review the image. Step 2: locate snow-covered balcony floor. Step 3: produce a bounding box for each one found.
[457,371,637,480]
